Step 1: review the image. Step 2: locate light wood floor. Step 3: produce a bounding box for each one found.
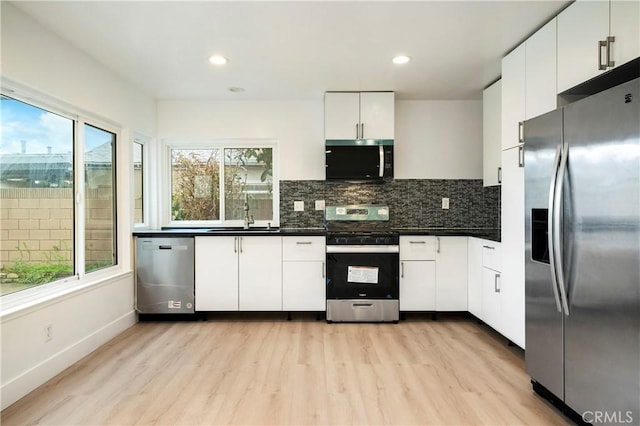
[1,313,569,425]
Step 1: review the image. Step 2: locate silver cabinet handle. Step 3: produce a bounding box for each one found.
[436,237,441,254]
[361,123,364,139]
[606,35,615,68]
[296,241,312,245]
[378,145,384,177]
[239,236,243,253]
[548,145,563,313]
[498,167,502,184]
[234,236,238,253]
[482,245,495,250]
[494,273,500,293]
[401,261,404,278]
[518,121,524,143]
[599,39,608,70]
[322,261,325,278]
[409,241,426,244]
[518,145,525,168]
[355,123,359,139]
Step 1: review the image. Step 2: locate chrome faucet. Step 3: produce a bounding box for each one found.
[243,194,254,229]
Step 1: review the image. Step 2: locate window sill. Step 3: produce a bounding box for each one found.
[0,266,132,320]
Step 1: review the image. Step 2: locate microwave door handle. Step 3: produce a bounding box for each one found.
[379,146,384,178]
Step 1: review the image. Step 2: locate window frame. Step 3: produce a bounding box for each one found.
[132,134,149,228]
[163,139,279,228]
[0,86,122,300]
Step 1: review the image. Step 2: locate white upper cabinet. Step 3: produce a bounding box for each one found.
[502,18,558,150]
[483,79,502,186]
[610,0,640,68]
[324,92,394,140]
[558,0,639,93]
[501,44,526,151]
[359,92,395,140]
[526,18,557,120]
[324,92,361,140]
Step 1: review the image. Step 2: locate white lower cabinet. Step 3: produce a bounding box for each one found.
[400,260,436,311]
[195,236,239,311]
[467,237,483,318]
[238,236,282,311]
[399,236,436,311]
[195,236,282,311]
[435,237,468,311]
[481,266,502,331]
[282,236,325,311]
[400,236,467,312]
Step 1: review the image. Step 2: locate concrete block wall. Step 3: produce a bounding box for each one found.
[0,188,114,270]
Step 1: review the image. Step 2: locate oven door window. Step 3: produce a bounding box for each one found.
[326,252,399,299]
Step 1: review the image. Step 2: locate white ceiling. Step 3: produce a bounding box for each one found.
[10,1,571,101]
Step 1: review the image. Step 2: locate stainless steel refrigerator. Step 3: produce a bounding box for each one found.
[524,77,639,423]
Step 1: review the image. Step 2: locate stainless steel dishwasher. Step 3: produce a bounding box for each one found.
[135,237,195,314]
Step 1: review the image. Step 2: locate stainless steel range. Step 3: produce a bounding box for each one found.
[325,205,399,323]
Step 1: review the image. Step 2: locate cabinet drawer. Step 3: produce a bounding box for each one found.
[282,236,325,261]
[482,240,502,272]
[400,236,436,260]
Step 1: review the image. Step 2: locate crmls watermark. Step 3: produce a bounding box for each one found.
[582,411,634,424]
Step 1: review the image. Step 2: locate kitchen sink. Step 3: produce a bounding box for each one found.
[206,227,280,233]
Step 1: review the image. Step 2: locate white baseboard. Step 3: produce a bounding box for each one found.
[1,310,136,410]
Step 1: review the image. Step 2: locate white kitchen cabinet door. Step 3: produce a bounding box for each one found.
[400,260,436,311]
[282,236,325,261]
[359,92,395,140]
[195,236,239,311]
[283,261,325,311]
[435,237,468,311]
[500,146,525,348]
[238,236,283,311]
[526,18,557,120]
[467,238,483,318]
[557,0,609,93]
[482,267,502,331]
[324,92,360,140]
[610,0,640,69]
[483,79,502,186]
[399,235,436,260]
[501,44,526,151]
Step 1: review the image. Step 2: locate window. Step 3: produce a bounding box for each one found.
[169,145,276,226]
[84,124,116,272]
[133,140,144,225]
[0,95,118,296]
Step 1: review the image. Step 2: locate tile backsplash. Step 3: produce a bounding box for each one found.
[279,179,500,229]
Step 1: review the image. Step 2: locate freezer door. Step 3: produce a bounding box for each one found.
[524,109,565,399]
[563,78,640,420]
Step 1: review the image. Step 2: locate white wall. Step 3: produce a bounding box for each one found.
[395,100,483,179]
[157,100,325,180]
[1,3,154,409]
[157,99,482,180]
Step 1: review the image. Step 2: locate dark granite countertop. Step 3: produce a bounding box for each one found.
[394,228,501,242]
[133,227,500,241]
[132,227,325,237]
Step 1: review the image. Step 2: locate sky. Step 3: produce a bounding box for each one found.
[0,96,112,156]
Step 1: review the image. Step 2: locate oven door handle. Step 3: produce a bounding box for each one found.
[326,245,399,254]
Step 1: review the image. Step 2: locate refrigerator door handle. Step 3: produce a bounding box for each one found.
[554,143,570,315]
[548,145,563,313]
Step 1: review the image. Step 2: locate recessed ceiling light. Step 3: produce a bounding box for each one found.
[228,87,245,93]
[209,55,228,65]
[392,55,411,65]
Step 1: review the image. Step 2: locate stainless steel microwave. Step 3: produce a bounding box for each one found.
[325,140,393,182]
